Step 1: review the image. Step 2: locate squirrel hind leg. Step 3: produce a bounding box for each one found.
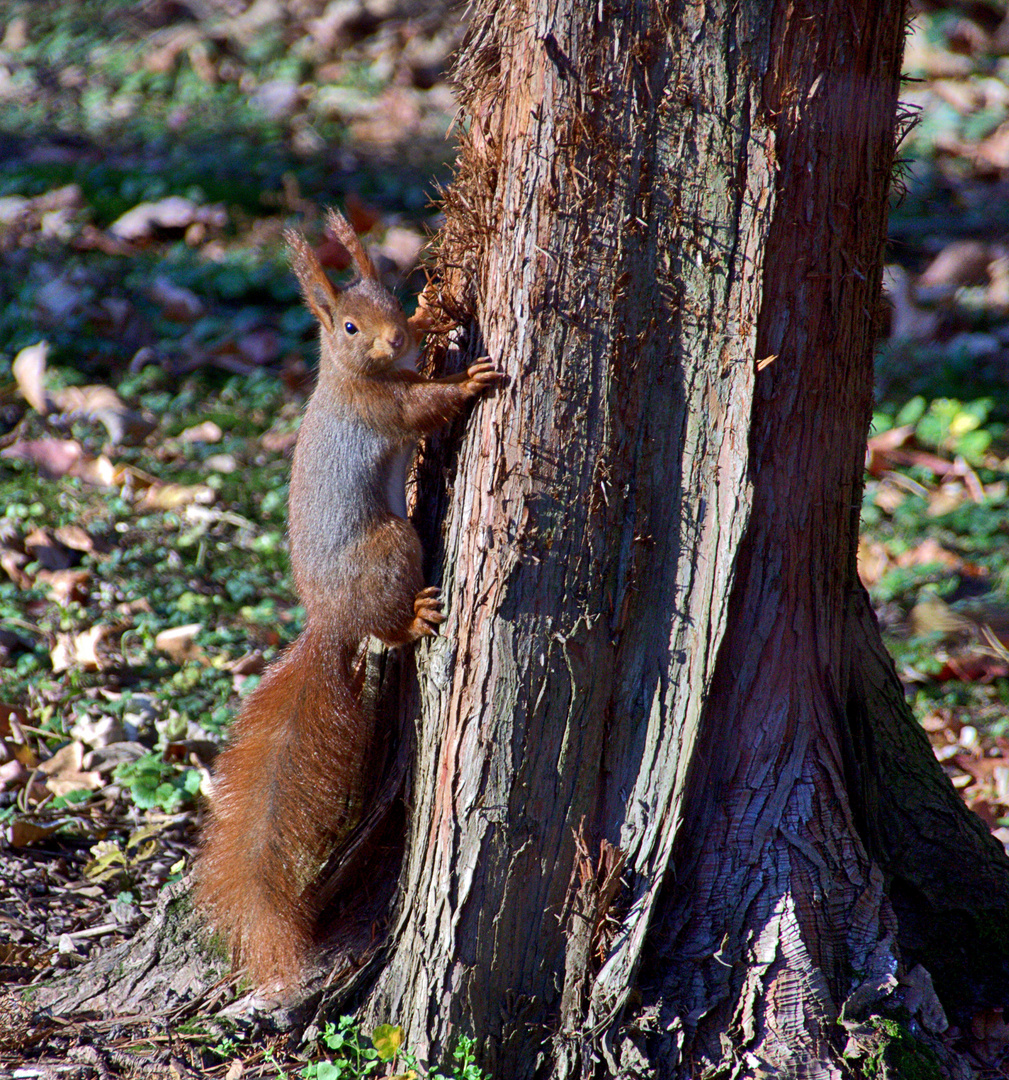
[335,517,438,647]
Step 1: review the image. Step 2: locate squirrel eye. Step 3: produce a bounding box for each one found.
[344,321,358,336]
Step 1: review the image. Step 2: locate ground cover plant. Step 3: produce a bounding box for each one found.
[4,0,1009,1075]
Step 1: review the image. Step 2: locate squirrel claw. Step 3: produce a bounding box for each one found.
[411,588,445,636]
[465,359,505,394]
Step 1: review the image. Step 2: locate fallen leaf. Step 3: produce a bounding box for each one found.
[865,424,914,475]
[179,420,223,444]
[226,651,266,677]
[155,624,205,662]
[50,625,106,673]
[7,819,64,847]
[0,703,28,742]
[139,482,215,510]
[344,191,381,236]
[85,840,128,882]
[0,549,32,589]
[261,428,298,453]
[11,341,53,413]
[109,196,226,241]
[909,595,972,638]
[73,223,134,255]
[974,121,1009,171]
[53,525,94,553]
[37,740,103,797]
[36,568,90,606]
[52,383,157,445]
[0,438,84,478]
[894,537,965,571]
[856,539,890,587]
[70,454,124,488]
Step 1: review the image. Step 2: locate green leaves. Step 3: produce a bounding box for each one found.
[113,752,201,812]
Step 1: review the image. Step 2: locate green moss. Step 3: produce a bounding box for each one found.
[856,1019,943,1080]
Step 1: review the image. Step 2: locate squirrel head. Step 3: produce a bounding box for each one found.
[286,208,426,376]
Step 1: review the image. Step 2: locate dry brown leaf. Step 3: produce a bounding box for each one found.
[908,595,972,638]
[974,121,1009,171]
[856,539,890,588]
[894,537,964,571]
[52,383,157,445]
[7,818,64,847]
[70,453,121,488]
[344,191,382,236]
[73,223,134,256]
[927,482,967,517]
[226,651,266,676]
[11,341,53,413]
[50,624,106,673]
[109,196,226,241]
[865,424,914,475]
[0,758,28,791]
[36,568,90,606]
[53,525,94,553]
[0,942,50,975]
[0,437,85,478]
[155,624,205,663]
[36,740,103,797]
[179,420,223,444]
[139,482,215,510]
[936,655,1009,683]
[37,741,82,776]
[0,549,32,589]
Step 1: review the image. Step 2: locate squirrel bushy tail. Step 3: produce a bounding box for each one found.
[195,623,373,986]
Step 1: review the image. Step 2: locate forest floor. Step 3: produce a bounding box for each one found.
[3,1,1009,1078]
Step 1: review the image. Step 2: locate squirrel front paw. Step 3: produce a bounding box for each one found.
[464,358,504,396]
[410,585,446,638]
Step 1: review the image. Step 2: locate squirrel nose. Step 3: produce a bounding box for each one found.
[389,329,405,351]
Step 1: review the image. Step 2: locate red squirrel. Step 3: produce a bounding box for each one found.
[195,209,500,988]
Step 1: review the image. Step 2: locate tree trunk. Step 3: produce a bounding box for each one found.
[29,2,1009,1076]
[355,1,1009,1078]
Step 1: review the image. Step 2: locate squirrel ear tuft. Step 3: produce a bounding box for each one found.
[286,228,341,333]
[324,208,378,282]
